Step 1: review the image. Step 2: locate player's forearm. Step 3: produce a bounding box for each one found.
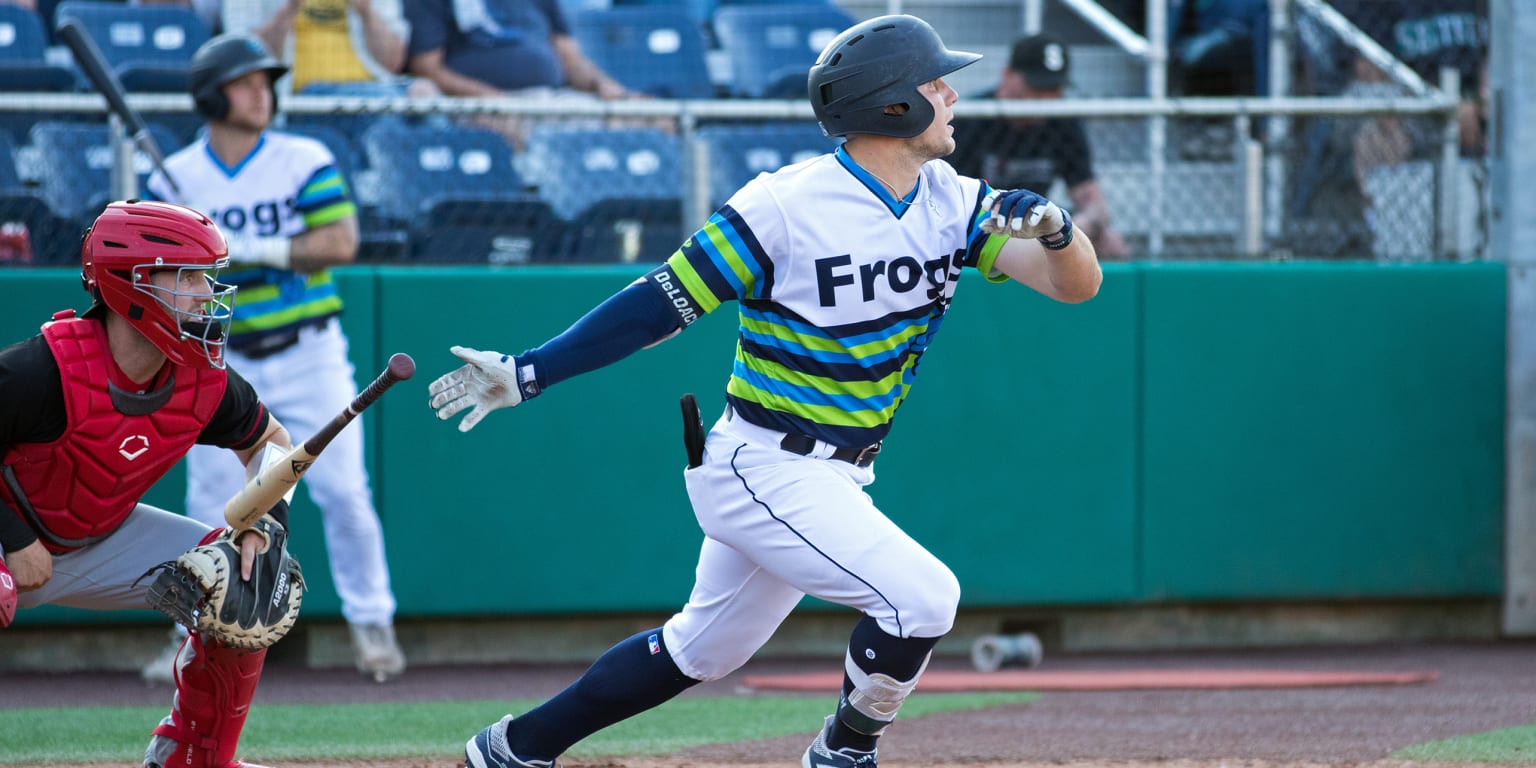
[287,217,359,270]
[992,235,1101,303]
[523,279,682,391]
[1042,235,1102,303]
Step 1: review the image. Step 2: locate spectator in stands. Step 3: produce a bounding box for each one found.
[1289,0,1487,259]
[1168,0,1269,97]
[949,33,1131,259]
[403,0,640,149]
[135,0,221,36]
[224,0,431,96]
[403,0,630,99]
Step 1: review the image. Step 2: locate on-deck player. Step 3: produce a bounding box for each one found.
[143,33,405,682]
[428,14,1101,768]
[0,200,294,768]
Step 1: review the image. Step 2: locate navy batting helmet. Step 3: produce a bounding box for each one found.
[808,15,981,138]
[190,34,289,121]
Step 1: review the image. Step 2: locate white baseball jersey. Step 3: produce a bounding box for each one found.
[145,132,354,344]
[147,131,396,628]
[654,145,1007,449]
[656,146,1010,680]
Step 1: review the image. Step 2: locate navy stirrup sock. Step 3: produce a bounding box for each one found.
[509,629,700,760]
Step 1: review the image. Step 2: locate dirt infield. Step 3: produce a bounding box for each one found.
[8,641,1535,768]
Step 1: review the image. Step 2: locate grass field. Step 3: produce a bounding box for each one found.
[0,693,1038,764]
[3,692,1535,766]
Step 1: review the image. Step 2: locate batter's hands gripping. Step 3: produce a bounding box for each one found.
[981,189,1074,249]
[142,516,305,650]
[428,346,539,432]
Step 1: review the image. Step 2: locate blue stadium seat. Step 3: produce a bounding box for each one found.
[0,130,66,265]
[285,122,408,262]
[710,3,853,98]
[524,126,684,263]
[27,120,181,231]
[361,121,561,264]
[695,121,837,208]
[572,7,714,99]
[0,5,79,91]
[53,0,209,92]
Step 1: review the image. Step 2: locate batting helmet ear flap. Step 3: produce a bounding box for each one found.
[193,90,228,121]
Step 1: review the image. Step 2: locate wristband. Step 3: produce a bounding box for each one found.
[1038,211,1074,251]
[228,236,292,269]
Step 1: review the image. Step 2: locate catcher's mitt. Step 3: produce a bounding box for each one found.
[143,517,305,650]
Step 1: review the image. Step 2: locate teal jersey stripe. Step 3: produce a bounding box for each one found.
[698,211,770,299]
[733,358,903,413]
[229,270,342,335]
[738,304,929,368]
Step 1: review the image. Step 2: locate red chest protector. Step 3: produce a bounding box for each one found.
[0,314,227,553]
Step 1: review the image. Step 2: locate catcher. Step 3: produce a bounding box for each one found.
[0,200,303,768]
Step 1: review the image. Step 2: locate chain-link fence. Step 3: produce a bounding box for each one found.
[0,0,1487,266]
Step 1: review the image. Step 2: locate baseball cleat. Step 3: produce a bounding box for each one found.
[465,715,557,768]
[802,715,877,768]
[349,622,406,683]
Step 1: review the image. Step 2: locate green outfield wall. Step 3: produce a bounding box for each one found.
[3,262,1505,624]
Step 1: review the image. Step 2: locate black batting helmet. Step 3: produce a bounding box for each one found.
[808,15,981,138]
[190,34,289,121]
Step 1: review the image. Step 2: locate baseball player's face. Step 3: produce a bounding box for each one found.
[914,77,960,159]
[221,70,274,132]
[145,267,216,313]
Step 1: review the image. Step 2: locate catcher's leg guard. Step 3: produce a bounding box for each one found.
[144,633,266,768]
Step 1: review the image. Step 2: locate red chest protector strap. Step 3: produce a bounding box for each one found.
[0,314,226,552]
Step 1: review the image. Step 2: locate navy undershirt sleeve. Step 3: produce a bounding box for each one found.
[520,279,682,390]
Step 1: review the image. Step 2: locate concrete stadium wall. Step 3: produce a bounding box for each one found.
[3,262,1505,627]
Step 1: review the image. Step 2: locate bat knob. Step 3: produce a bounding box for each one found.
[388,353,416,381]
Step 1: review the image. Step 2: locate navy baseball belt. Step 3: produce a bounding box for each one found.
[777,433,881,467]
[725,405,881,467]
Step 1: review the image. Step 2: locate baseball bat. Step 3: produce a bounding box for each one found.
[55,18,183,198]
[224,353,416,530]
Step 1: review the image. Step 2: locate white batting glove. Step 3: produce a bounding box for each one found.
[427,345,540,432]
[980,189,1075,249]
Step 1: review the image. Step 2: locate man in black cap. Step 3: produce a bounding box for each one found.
[950,33,1129,258]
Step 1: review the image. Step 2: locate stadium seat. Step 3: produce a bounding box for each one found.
[52,0,209,92]
[710,3,853,98]
[360,121,561,264]
[0,130,65,265]
[286,122,408,262]
[524,126,685,263]
[694,121,837,208]
[572,7,715,99]
[27,120,181,233]
[0,5,79,91]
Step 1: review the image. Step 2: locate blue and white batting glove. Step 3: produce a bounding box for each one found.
[980,188,1074,250]
[427,345,540,432]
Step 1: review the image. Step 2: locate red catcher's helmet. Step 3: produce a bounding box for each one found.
[81,200,235,368]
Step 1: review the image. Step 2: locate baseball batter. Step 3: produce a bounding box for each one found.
[429,15,1101,768]
[0,201,297,768]
[144,33,404,682]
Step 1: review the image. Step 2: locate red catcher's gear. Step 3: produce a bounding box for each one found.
[147,528,269,768]
[0,558,15,627]
[81,200,234,368]
[0,316,226,553]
